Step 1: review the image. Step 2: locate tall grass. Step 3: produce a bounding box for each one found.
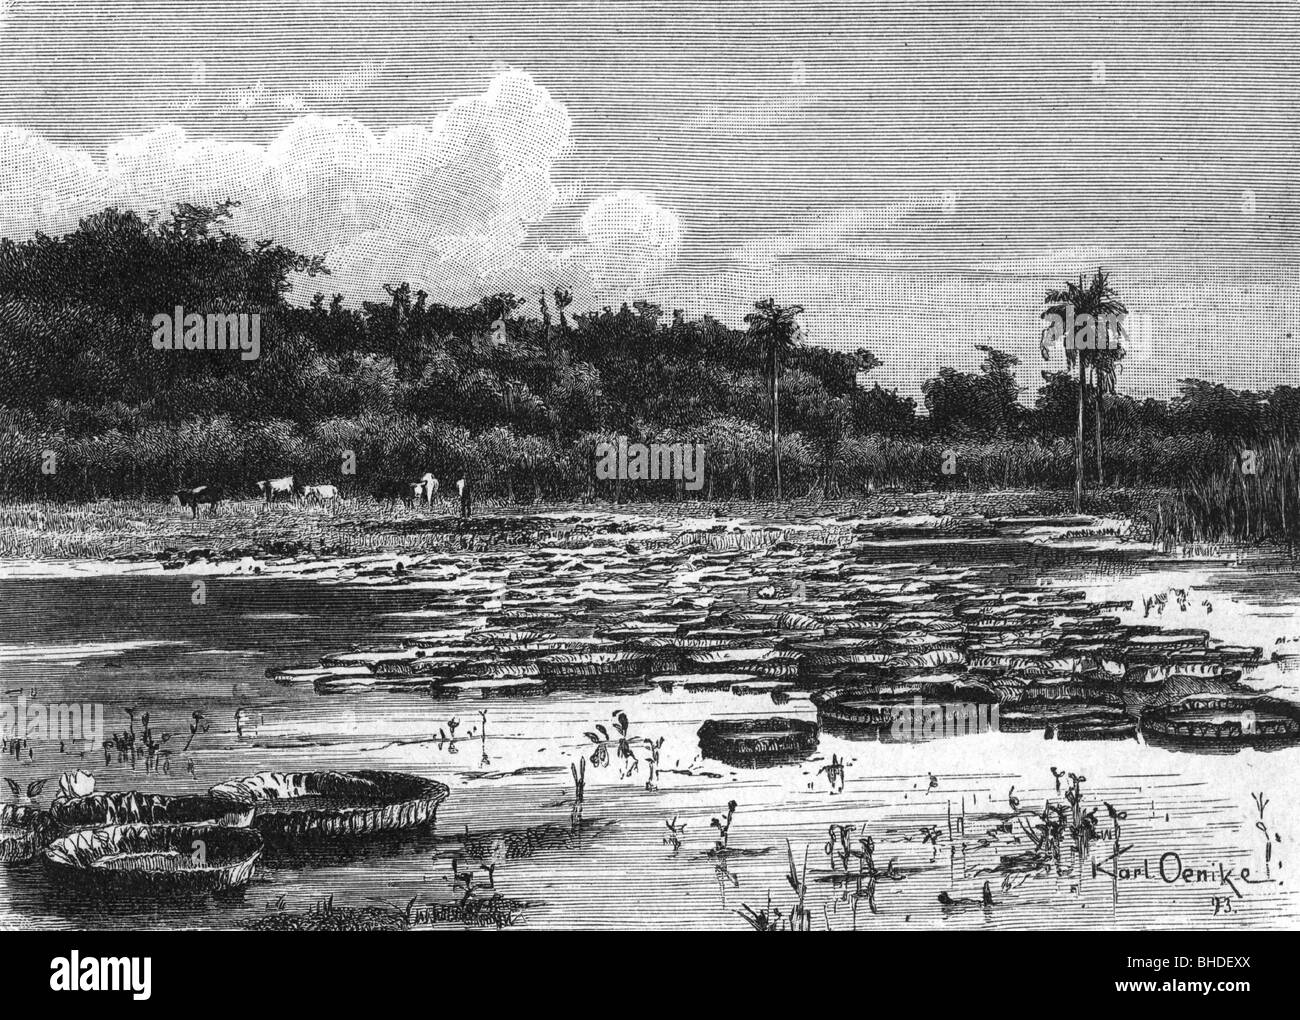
[0,410,1246,504]
[0,496,623,560]
[1149,437,1300,548]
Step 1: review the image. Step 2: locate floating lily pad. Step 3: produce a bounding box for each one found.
[697,716,819,766]
[44,823,263,898]
[1140,694,1300,751]
[209,770,450,841]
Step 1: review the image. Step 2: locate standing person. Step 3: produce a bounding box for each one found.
[458,476,472,520]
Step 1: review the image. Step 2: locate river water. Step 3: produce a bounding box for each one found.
[1,514,1297,930]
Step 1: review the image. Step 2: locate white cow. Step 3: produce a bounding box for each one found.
[257,475,296,504]
[302,483,340,505]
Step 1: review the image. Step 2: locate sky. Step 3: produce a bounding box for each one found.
[0,0,1295,404]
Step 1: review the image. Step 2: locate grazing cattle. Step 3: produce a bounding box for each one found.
[257,475,296,504]
[418,473,439,502]
[374,478,420,506]
[174,485,223,518]
[302,483,341,505]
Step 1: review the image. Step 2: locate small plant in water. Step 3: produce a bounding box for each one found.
[582,712,663,783]
[856,835,878,916]
[663,816,686,852]
[737,896,778,931]
[584,724,610,768]
[824,823,855,871]
[737,843,815,932]
[3,777,48,804]
[182,711,209,753]
[570,757,586,803]
[569,758,585,829]
[710,800,738,853]
[1103,800,1128,901]
[1251,792,1279,878]
[738,888,805,931]
[1065,772,1096,852]
[817,754,846,793]
[140,714,171,773]
[784,840,812,931]
[611,710,633,765]
[449,856,476,904]
[851,833,903,922]
[1142,592,1168,618]
[644,736,664,791]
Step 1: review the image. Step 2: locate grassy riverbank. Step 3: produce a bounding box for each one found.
[0,488,1151,563]
[4,482,1296,566]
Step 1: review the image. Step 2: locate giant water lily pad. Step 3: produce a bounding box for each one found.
[1141,694,1300,752]
[697,716,819,766]
[208,770,450,841]
[44,823,263,898]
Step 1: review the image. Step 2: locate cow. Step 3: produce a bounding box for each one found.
[302,483,341,505]
[174,485,223,518]
[417,473,439,502]
[257,475,297,505]
[374,478,421,507]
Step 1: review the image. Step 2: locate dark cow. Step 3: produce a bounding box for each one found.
[374,478,423,507]
[174,485,223,518]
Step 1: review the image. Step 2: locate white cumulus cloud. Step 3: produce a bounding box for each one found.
[0,67,683,308]
[579,189,683,289]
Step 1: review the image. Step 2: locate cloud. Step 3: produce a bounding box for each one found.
[685,60,823,134]
[0,67,683,307]
[969,245,1129,278]
[159,60,382,118]
[579,190,683,289]
[729,194,951,269]
[305,60,384,102]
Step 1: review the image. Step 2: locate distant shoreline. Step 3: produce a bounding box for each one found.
[0,488,1281,570]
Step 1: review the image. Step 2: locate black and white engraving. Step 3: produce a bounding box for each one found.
[0,1,1295,939]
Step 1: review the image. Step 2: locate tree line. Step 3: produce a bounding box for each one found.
[0,202,1294,511]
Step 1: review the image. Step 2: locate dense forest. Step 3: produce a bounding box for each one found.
[0,203,1295,528]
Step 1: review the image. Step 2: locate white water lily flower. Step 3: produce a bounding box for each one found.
[57,770,95,800]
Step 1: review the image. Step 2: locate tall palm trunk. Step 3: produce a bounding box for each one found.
[1043,269,1124,509]
[1093,380,1105,487]
[539,289,552,356]
[771,345,782,500]
[1074,358,1085,513]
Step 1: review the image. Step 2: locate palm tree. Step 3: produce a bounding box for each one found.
[552,287,573,335]
[1041,269,1126,511]
[744,298,804,499]
[1091,341,1125,486]
[538,287,552,354]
